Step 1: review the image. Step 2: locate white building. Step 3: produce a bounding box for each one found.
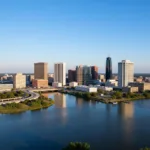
[52,82,62,88]
[0,84,13,92]
[69,82,78,87]
[13,73,26,89]
[54,63,66,86]
[96,85,113,91]
[75,85,97,93]
[105,79,118,87]
[118,60,134,88]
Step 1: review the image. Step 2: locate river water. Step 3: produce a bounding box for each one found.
[0,93,150,150]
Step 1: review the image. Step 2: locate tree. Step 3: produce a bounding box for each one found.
[97,89,104,94]
[112,91,122,99]
[63,142,90,150]
[90,92,97,97]
[83,93,91,99]
[140,147,150,150]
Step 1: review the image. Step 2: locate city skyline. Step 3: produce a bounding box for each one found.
[0,0,150,73]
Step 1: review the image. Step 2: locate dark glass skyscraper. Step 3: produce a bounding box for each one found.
[105,57,112,81]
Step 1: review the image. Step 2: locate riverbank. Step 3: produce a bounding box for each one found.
[0,95,54,114]
[60,90,150,103]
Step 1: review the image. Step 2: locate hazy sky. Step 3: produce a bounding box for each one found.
[0,0,150,73]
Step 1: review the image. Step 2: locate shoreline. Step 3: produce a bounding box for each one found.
[0,97,54,114]
[60,91,150,103]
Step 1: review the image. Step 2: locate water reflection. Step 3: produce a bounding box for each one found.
[54,93,66,108]
[76,98,84,107]
[118,103,135,149]
[43,93,67,108]
[118,103,134,119]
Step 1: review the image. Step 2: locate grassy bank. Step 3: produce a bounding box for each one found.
[0,95,54,114]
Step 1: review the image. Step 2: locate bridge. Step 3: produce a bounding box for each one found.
[0,90,40,105]
[31,88,61,92]
[0,87,62,105]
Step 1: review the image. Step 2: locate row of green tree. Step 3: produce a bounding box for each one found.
[62,142,150,150]
[0,90,26,99]
[112,91,150,99]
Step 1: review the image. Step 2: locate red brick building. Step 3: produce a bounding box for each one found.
[91,66,98,80]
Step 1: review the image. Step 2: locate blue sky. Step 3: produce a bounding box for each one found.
[0,0,150,73]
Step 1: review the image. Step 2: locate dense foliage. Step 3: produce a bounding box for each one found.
[140,148,150,150]
[63,142,90,150]
[112,91,150,99]
[0,90,26,99]
[0,95,54,114]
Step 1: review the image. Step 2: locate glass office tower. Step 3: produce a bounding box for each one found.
[105,57,112,81]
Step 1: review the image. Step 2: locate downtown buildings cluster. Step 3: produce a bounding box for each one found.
[0,57,150,93]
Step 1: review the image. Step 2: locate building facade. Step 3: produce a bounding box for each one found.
[76,65,92,85]
[54,63,66,86]
[34,62,48,80]
[83,66,92,85]
[76,66,83,85]
[68,70,76,82]
[91,66,98,80]
[105,57,112,81]
[32,79,48,88]
[128,82,150,92]
[13,73,26,89]
[118,60,134,88]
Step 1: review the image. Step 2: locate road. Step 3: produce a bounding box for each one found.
[0,90,40,105]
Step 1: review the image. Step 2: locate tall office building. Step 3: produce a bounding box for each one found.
[118,60,134,88]
[13,73,26,89]
[54,63,66,86]
[68,70,76,82]
[83,66,92,85]
[34,62,48,80]
[91,66,98,80]
[76,66,83,85]
[76,65,92,85]
[105,57,112,81]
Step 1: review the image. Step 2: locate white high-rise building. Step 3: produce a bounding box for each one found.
[54,63,66,86]
[118,60,134,88]
[13,73,26,89]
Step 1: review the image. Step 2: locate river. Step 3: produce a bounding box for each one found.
[0,93,150,150]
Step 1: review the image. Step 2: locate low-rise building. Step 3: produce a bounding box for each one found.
[96,85,113,91]
[52,82,62,88]
[98,74,105,82]
[0,84,13,92]
[32,79,48,88]
[75,85,97,93]
[105,79,118,87]
[128,82,150,92]
[122,86,139,93]
[13,73,26,89]
[69,82,78,87]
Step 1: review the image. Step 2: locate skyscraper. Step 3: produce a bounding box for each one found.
[76,66,83,85]
[68,70,76,82]
[91,66,98,80]
[83,66,92,85]
[118,60,134,88]
[54,63,66,86]
[34,62,48,80]
[105,57,112,81]
[76,65,92,85]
